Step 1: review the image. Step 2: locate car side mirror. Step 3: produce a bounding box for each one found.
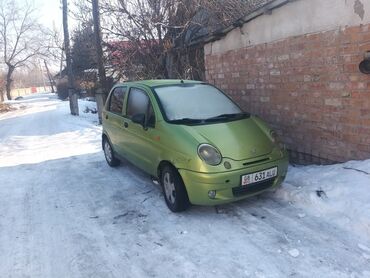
[131,113,146,127]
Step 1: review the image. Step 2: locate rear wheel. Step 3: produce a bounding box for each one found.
[161,165,190,212]
[103,137,120,167]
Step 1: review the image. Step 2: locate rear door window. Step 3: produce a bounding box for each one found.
[109,87,126,114]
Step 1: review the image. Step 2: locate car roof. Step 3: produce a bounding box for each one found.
[114,79,204,88]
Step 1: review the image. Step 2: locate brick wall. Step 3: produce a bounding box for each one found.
[205,24,370,164]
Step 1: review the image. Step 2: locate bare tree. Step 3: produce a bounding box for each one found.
[99,0,259,80]
[0,0,48,100]
[46,26,66,82]
[0,72,4,102]
[99,0,214,80]
[69,0,259,83]
[101,0,182,79]
[92,0,108,123]
[62,0,79,115]
[11,62,48,88]
[44,60,55,93]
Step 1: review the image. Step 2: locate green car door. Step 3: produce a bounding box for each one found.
[103,86,127,156]
[121,86,160,175]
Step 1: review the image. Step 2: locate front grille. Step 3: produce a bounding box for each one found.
[243,157,270,166]
[232,178,275,197]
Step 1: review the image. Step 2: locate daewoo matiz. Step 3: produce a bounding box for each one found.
[102,80,288,212]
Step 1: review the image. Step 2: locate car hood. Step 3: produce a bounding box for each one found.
[182,117,274,161]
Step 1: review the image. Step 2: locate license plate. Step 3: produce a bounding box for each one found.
[241,167,277,186]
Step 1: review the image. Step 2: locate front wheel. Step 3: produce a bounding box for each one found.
[103,137,120,167]
[161,165,190,212]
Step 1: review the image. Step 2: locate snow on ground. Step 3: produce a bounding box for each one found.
[0,95,100,167]
[274,161,370,243]
[0,93,369,278]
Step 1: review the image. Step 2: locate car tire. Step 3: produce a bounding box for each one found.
[161,165,190,212]
[103,137,120,167]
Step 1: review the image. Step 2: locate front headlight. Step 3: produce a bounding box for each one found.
[270,130,285,149]
[197,144,222,166]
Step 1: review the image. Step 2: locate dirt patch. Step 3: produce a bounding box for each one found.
[0,103,14,113]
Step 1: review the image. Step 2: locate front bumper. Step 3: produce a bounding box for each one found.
[179,157,288,206]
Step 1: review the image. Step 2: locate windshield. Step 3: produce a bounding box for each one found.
[154,84,246,123]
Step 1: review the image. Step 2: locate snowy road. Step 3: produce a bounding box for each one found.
[0,94,369,278]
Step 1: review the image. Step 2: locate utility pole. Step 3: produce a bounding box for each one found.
[62,0,79,115]
[92,0,107,124]
[59,49,64,80]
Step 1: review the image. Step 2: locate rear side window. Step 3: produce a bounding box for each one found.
[109,87,126,114]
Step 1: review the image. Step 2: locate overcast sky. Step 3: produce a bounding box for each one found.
[36,0,67,31]
[34,0,76,71]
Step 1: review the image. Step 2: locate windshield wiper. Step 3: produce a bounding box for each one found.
[169,113,250,125]
[205,112,250,121]
[168,118,204,124]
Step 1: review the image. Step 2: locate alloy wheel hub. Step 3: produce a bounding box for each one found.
[163,172,176,204]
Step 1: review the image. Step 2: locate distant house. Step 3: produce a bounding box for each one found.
[203,0,370,164]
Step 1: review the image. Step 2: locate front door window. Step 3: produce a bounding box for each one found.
[126,87,155,128]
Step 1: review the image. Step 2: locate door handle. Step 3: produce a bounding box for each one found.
[124,122,128,128]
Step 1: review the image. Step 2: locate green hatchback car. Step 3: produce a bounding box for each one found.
[102,80,288,212]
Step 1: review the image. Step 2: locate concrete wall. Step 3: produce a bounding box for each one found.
[204,0,370,163]
[205,0,370,55]
[11,86,53,98]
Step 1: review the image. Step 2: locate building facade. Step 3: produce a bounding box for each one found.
[204,0,370,164]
